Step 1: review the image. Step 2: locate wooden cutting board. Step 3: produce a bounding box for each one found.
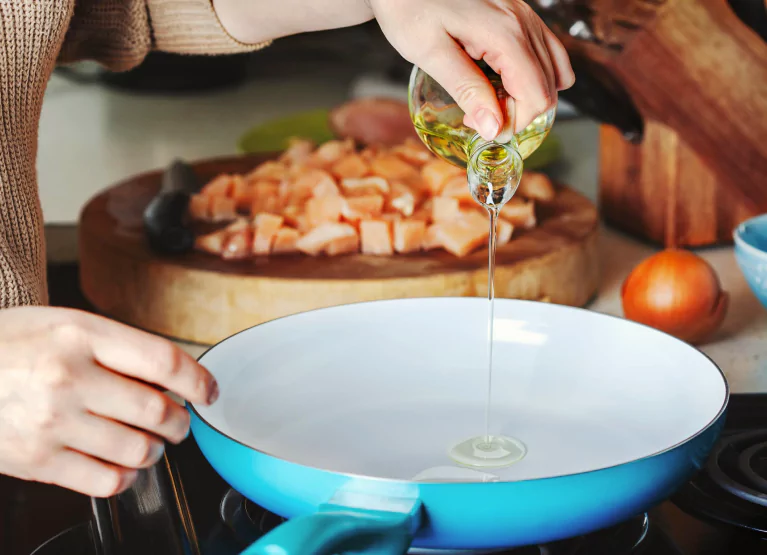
[79,154,600,345]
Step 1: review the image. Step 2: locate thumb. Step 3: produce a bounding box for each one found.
[417,39,503,141]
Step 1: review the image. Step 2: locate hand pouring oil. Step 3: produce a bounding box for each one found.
[408,63,556,468]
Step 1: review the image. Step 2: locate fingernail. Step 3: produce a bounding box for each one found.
[207,380,220,405]
[119,469,139,491]
[151,441,166,462]
[474,108,499,140]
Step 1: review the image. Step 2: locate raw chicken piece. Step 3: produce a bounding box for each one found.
[393,220,427,254]
[500,198,536,229]
[272,227,300,254]
[253,213,285,255]
[340,176,390,196]
[188,194,209,221]
[391,138,433,166]
[201,174,233,197]
[325,233,360,256]
[306,196,344,227]
[194,229,228,254]
[210,196,237,222]
[359,220,393,255]
[387,182,417,217]
[421,159,463,195]
[370,153,420,184]
[431,197,461,222]
[435,211,489,257]
[422,225,443,251]
[331,153,369,180]
[246,161,288,182]
[279,138,315,166]
[296,223,357,256]
[440,175,473,204]
[222,219,252,260]
[308,139,354,168]
[341,195,385,223]
[518,172,555,202]
[497,219,514,245]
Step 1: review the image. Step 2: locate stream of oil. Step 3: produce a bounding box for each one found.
[448,143,527,469]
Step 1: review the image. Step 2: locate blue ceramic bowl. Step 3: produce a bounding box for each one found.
[734,214,767,309]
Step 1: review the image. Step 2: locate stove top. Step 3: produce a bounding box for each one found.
[31,394,767,555]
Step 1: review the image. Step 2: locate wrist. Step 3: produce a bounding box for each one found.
[212,0,375,45]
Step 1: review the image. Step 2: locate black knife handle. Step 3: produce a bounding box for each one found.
[143,160,200,255]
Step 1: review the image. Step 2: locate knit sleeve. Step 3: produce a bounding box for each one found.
[59,0,270,72]
[0,0,75,308]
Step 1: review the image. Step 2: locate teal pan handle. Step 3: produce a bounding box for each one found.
[240,505,419,555]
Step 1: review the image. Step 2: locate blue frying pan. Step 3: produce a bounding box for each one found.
[189,298,728,554]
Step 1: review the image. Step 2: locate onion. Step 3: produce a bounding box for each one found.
[621,249,728,345]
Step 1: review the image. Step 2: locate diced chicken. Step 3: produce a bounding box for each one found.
[341,195,385,223]
[422,225,443,251]
[246,161,288,182]
[440,175,474,204]
[308,139,355,168]
[500,198,536,229]
[222,219,252,260]
[435,211,489,257]
[296,223,357,256]
[249,182,282,214]
[421,159,463,195]
[359,220,393,255]
[340,176,390,196]
[201,174,234,197]
[253,213,284,255]
[391,138,433,166]
[272,227,300,254]
[188,194,210,221]
[497,219,514,245]
[518,172,555,202]
[431,197,461,222]
[306,196,344,227]
[279,138,315,167]
[393,220,426,254]
[387,182,417,217]
[370,153,421,184]
[331,153,369,180]
[325,233,360,256]
[189,135,551,261]
[210,196,237,222]
[194,229,228,255]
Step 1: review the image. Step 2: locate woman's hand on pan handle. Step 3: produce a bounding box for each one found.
[212,0,574,140]
[0,307,219,497]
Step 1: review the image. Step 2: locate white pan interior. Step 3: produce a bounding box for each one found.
[194,298,727,483]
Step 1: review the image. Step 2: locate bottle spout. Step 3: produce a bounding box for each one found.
[467,139,523,209]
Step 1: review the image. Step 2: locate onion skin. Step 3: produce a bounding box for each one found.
[621,249,729,345]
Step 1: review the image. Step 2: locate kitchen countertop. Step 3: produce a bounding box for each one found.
[38,71,767,393]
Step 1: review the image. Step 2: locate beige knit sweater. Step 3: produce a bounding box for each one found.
[0,0,268,308]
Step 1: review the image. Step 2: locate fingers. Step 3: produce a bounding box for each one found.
[542,27,575,91]
[75,312,218,406]
[83,369,191,444]
[418,37,504,141]
[485,31,551,134]
[61,413,165,470]
[527,22,558,111]
[38,449,138,497]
